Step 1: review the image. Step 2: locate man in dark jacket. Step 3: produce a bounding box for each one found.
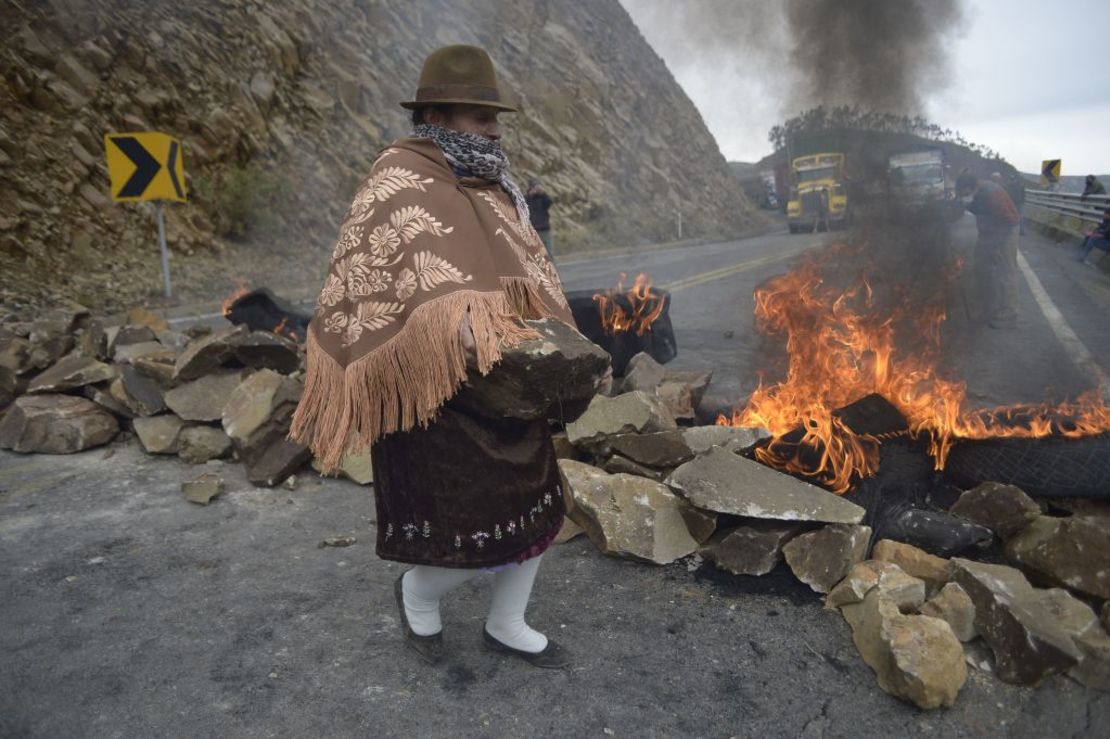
[956,173,1022,328]
[526,181,554,259]
[1078,208,1110,266]
[1081,174,1106,201]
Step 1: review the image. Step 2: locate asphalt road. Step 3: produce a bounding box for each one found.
[3,217,1110,737]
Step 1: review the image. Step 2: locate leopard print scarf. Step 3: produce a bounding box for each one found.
[411,123,530,225]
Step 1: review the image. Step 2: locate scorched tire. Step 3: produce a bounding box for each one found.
[944,433,1110,498]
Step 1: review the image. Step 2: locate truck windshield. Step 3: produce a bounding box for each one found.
[797,166,836,183]
[892,164,943,185]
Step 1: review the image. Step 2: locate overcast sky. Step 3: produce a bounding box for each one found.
[622,0,1110,175]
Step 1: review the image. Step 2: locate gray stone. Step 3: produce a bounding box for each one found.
[667,447,865,524]
[607,430,694,468]
[678,506,717,544]
[182,473,224,505]
[949,481,1041,540]
[950,558,1082,686]
[113,341,175,365]
[661,368,713,408]
[619,352,665,393]
[111,325,157,352]
[130,356,176,387]
[655,381,695,422]
[312,448,374,485]
[177,426,233,464]
[124,307,170,333]
[116,366,167,416]
[554,516,585,544]
[0,394,118,453]
[222,369,308,487]
[826,560,927,612]
[565,391,677,453]
[1035,588,1110,692]
[871,539,951,593]
[26,321,73,370]
[456,318,610,422]
[83,385,135,419]
[681,425,770,456]
[784,524,872,593]
[920,583,978,642]
[26,354,117,393]
[233,331,301,374]
[0,337,33,374]
[156,330,192,354]
[840,588,967,710]
[164,370,249,423]
[174,325,247,381]
[558,459,698,565]
[132,414,186,454]
[0,365,21,409]
[700,520,805,576]
[1005,515,1110,600]
[601,453,665,481]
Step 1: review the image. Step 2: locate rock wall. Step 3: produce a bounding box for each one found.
[0,0,759,312]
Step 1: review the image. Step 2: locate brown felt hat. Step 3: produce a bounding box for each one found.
[401,45,517,112]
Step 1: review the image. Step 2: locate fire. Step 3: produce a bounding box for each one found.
[593,272,666,336]
[222,278,250,317]
[719,240,1110,494]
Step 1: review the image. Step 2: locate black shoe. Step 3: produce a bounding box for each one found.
[394,573,444,665]
[482,628,570,669]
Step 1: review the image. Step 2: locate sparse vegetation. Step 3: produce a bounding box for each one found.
[194,163,291,241]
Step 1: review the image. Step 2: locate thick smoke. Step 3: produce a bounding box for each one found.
[622,0,966,155]
[787,0,964,114]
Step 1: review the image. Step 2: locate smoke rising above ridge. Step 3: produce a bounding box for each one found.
[622,0,966,157]
[787,0,964,113]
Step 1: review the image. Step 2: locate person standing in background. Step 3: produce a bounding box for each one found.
[1005,174,1026,236]
[526,181,554,260]
[956,172,1022,329]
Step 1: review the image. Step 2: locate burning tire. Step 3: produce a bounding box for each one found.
[944,432,1110,498]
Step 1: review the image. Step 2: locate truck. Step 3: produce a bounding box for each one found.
[787,152,849,233]
[886,147,950,220]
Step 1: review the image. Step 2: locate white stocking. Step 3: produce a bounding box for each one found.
[485,554,548,653]
[402,565,479,636]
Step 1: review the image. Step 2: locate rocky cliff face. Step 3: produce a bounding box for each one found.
[0,0,758,311]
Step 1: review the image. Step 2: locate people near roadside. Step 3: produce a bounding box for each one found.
[291,44,582,670]
[955,172,1022,329]
[525,181,554,260]
[1005,173,1026,235]
[1078,208,1110,267]
[1081,174,1106,201]
[990,171,1002,184]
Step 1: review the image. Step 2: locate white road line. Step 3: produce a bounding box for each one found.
[1016,249,1109,401]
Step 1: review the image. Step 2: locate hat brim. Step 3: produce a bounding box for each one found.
[400,98,517,113]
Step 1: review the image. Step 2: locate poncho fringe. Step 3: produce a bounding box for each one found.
[291,277,552,472]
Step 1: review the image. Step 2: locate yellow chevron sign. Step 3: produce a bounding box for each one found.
[104,132,187,202]
[1040,159,1061,187]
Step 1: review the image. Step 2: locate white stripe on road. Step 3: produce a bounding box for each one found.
[1016,250,1109,401]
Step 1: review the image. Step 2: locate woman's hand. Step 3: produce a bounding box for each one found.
[460,310,478,370]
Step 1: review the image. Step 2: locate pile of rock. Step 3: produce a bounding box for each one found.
[0,304,320,489]
[552,361,1110,708]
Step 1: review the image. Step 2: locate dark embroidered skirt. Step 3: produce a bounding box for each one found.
[371,396,565,568]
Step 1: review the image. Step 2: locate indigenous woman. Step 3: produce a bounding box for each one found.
[291,45,577,668]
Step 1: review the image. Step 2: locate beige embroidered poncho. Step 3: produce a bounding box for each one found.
[290,138,573,470]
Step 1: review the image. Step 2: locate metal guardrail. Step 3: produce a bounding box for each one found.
[1025,189,1110,225]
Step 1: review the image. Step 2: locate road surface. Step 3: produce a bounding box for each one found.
[2,217,1109,737]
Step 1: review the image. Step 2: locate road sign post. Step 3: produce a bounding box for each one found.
[155,201,172,298]
[104,132,187,299]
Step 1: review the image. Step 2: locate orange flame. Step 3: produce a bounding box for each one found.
[719,240,1110,494]
[593,273,666,336]
[222,278,250,317]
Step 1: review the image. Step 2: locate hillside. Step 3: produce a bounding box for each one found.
[0,0,759,312]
